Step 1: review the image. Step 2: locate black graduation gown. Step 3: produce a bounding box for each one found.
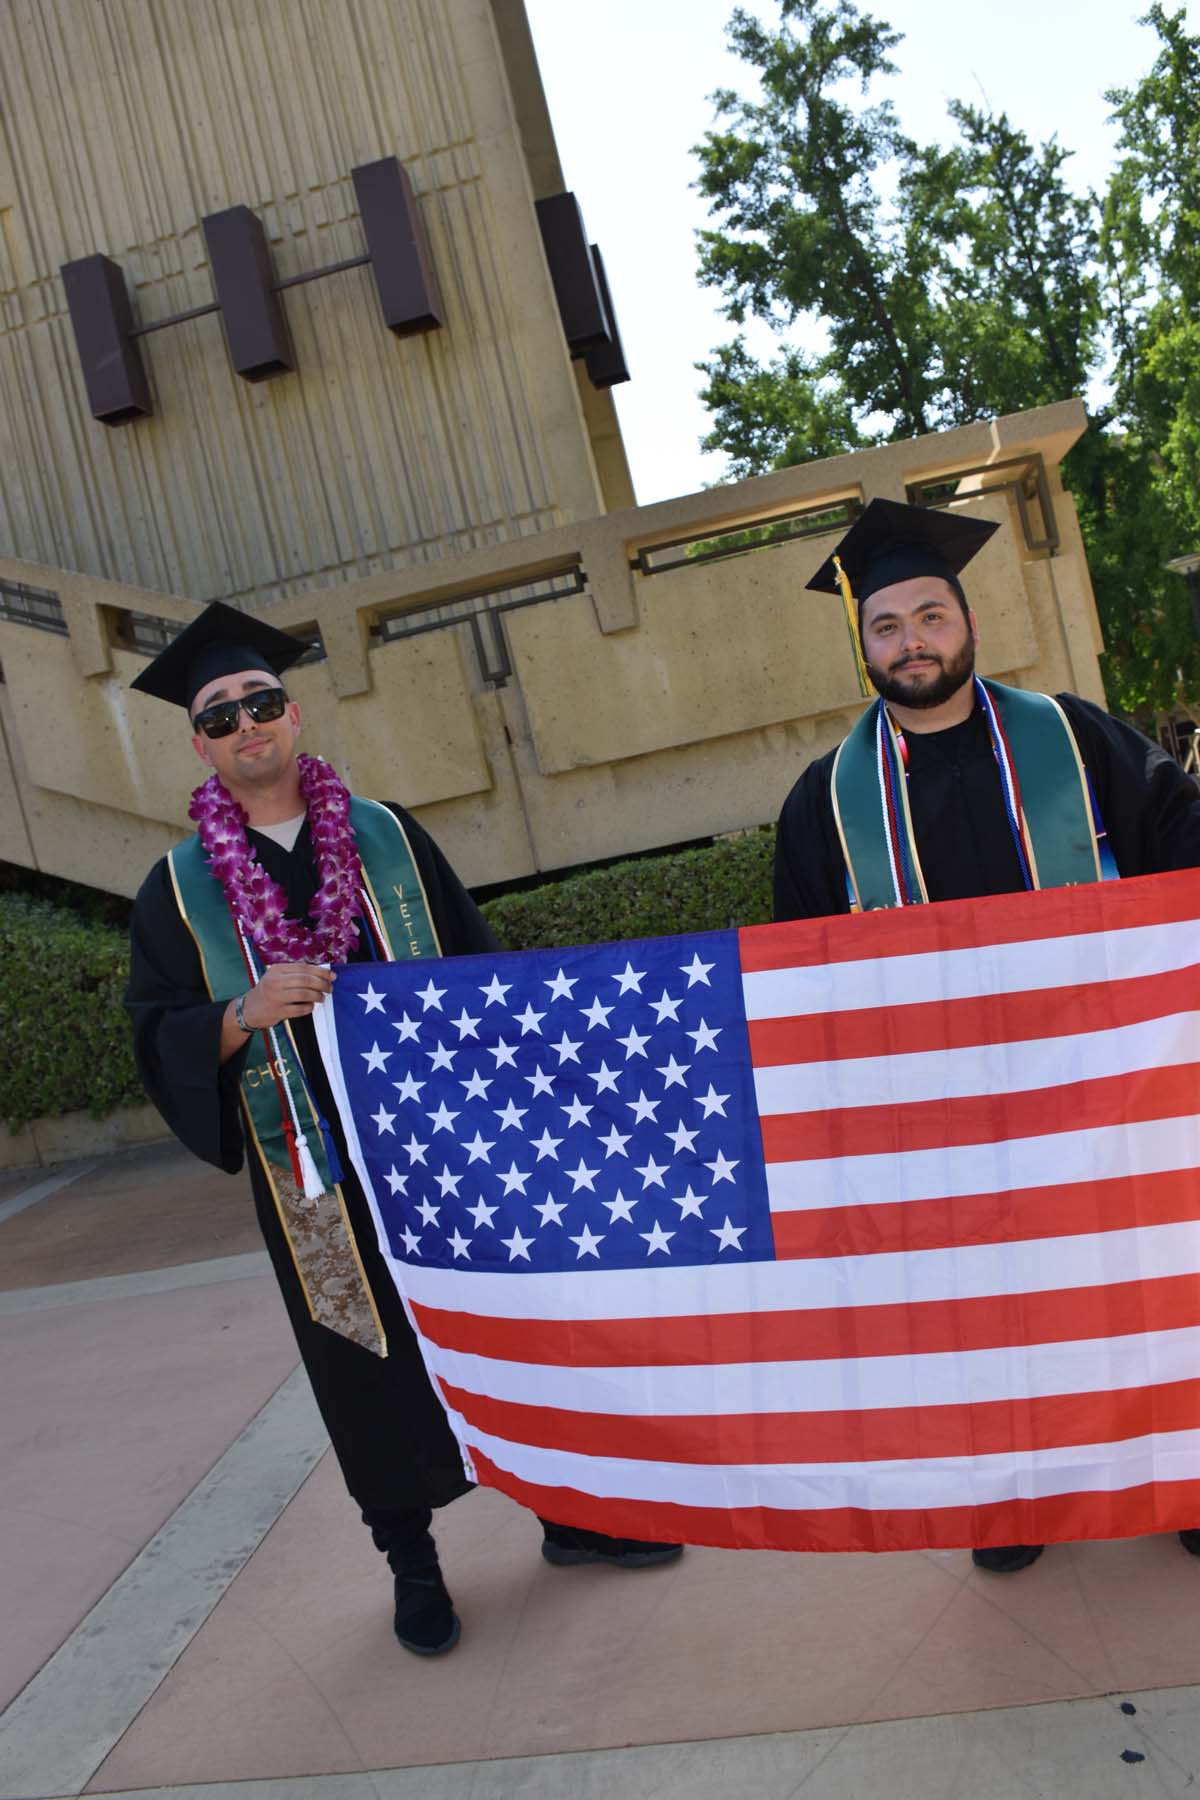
[774,693,1200,920]
[125,804,499,1525]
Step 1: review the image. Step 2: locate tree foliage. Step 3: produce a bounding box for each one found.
[694,0,1200,719]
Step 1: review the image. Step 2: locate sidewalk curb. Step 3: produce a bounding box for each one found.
[1,1102,170,1174]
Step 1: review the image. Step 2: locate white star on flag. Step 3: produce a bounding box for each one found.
[463,1131,495,1164]
[544,969,577,1000]
[360,983,386,1014]
[494,1098,528,1131]
[635,1155,668,1190]
[671,1183,706,1219]
[561,1095,593,1128]
[447,1228,472,1260]
[588,1061,621,1094]
[626,1090,660,1124]
[649,990,682,1024]
[460,1070,492,1101]
[452,1008,480,1040]
[403,1134,428,1166]
[383,1166,407,1196]
[598,1124,630,1158]
[531,1127,563,1161]
[434,1166,463,1198]
[371,1103,396,1135]
[695,1084,730,1119]
[705,1150,740,1184]
[580,995,614,1029]
[427,1042,456,1072]
[392,1072,425,1103]
[392,1012,421,1043]
[479,974,511,1006]
[399,1224,420,1255]
[415,978,446,1012]
[613,961,646,994]
[415,1197,441,1227]
[656,1054,690,1090]
[711,1215,747,1251]
[567,1158,600,1193]
[361,1042,391,1073]
[525,1067,556,1097]
[552,1032,582,1065]
[426,1100,459,1133]
[680,953,715,987]
[534,1194,568,1227]
[467,1197,498,1229]
[603,1189,637,1223]
[616,1024,650,1059]
[570,1223,605,1259]
[514,1002,545,1035]
[498,1163,531,1196]
[686,1019,721,1054]
[490,1039,518,1069]
[640,1220,675,1255]
[665,1120,700,1155]
[502,1226,533,1262]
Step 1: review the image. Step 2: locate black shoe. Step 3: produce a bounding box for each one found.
[1179,1529,1200,1556]
[392,1564,460,1655]
[972,1543,1045,1574]
[541,1522,684,1569]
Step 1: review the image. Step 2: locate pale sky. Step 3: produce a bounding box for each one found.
[523,0,1199,504]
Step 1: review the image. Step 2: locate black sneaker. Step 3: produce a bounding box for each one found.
[541,1522,684,1568]
[392,1564,461,1655]
[972,1543,1045,1574]
[1179,1529,1200,1555]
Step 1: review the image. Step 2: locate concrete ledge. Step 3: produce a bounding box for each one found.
[0,1100,169,1172]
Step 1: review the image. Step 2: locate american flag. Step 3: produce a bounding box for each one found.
[314,868,1200,1553]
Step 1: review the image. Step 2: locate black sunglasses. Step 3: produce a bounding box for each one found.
[192,687,289,739]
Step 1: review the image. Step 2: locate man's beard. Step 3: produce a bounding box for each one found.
[866,635,976,710]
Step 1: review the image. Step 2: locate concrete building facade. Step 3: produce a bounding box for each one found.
[0,0,1107,897]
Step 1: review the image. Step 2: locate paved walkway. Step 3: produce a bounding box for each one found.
[3,1142,1200,1798]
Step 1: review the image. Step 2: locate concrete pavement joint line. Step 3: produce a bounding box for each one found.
[59,1684,1200,1800]
[0,1162,95,1228]
[0,1250,272,1316]
[0,1365,328,1800]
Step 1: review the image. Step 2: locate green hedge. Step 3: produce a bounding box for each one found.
[0,830,776,1127]
[0,894,143,1130]
[481,829,774,951]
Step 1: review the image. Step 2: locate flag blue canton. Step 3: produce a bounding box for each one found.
[331,933,777,1272]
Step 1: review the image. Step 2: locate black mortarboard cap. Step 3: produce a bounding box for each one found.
[129,600,308,712]
[806,497,999,604]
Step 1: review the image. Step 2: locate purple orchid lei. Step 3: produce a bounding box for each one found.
[188,753,363,964]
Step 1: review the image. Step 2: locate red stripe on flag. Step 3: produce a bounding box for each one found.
[759,1063,1200,1162]
[739,868,1200,974]
[446,1376,1200,1468]
[469,1449,1200,1551]
[772,1168,1200,1259]
[747,963,1200,1068]
[410,1270,1200,1369]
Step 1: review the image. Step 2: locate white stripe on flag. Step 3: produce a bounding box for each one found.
[752,1010,1200,1116]
[393,1218,1200,1321]
[764,1113,1200,1210]
[741,918,1200,1021]
[426,1323,1200,1416]
[457,1420,1200,1512]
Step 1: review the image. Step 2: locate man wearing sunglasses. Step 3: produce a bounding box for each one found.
[124,601,680,1661]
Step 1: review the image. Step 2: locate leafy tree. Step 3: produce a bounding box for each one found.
[694,0,1200,720]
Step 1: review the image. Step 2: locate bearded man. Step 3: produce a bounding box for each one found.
[774,498,1200,1574]
[124,602,680,1657]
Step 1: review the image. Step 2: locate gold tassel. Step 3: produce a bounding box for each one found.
[834,554,871,698]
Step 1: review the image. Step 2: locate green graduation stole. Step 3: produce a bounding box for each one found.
[167,797,441,1354]
[831,679,1115,912]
